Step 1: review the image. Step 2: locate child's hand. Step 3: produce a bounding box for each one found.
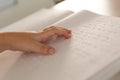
[0,26,71,55]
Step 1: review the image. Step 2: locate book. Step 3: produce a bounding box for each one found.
[1,10,120,80]
[0,8,73,31]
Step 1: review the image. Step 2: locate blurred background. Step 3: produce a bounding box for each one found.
[0,0,64,28]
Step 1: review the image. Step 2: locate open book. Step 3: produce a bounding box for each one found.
[1,9,120,80]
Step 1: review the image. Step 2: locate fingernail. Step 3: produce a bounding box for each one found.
[48,48,55,54]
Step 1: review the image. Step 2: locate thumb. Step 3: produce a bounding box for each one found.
[37,43,56,55]
[19,41,56,55]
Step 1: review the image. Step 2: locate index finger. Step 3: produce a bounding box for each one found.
[34,26,71,42]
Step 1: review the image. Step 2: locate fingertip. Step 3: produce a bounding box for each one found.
[64,30,72,39]
[39,43,56,55]
[48,48,56,55]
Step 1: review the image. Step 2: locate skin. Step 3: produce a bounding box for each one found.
[0,26,71,55]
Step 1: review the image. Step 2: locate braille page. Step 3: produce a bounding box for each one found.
[54,10,120,80]
[2,10,120,80]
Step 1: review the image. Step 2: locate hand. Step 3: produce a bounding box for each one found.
[0,26,71,55]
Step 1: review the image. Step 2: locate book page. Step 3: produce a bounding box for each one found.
[54,10,120,80]
[0,8,73,32]
[2,10,120,80]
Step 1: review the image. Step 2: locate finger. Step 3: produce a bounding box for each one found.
[44,26,71,34]
[38,43,56,55]
[34,26,71,42]
[18,40,56,55]
[44,26,71,38]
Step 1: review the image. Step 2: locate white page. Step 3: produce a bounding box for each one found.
[0,8,73,32]
[2,10,120,80]
[53,10,120,80]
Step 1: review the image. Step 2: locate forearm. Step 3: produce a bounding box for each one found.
[0,33,10,52]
